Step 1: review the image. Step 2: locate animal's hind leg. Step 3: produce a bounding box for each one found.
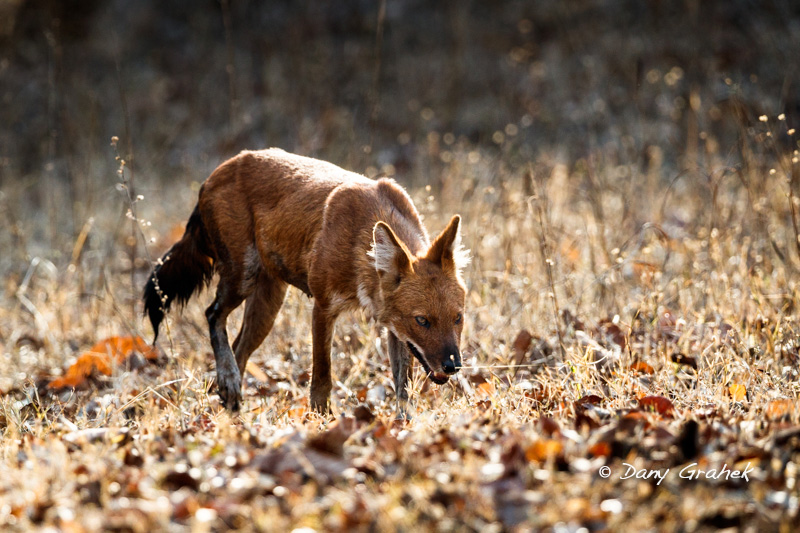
[206,280,245,411]
[232,274,288,376]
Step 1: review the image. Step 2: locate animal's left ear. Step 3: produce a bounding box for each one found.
[426,215,470,275]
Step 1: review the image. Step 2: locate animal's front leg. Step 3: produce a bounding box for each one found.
[206,292,244,411]
[310,302,336,413]
[388,331,412,419]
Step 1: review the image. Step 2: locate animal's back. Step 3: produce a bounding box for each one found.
[197,149,373,294]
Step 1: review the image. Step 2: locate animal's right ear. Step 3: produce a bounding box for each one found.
[371,221,414,280]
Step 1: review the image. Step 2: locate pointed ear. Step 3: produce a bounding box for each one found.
[371,221,414,279]
[426,215,470,275]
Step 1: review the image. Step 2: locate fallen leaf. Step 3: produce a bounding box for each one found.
[163,467,200,491]
[588,441,612,458]
[638,395,675,416]
[296,370,311,386]
[630,361,654,374]
[598,318,627,348]
[49,336,158,389]
[353,404,375,423]
[765,399,795,420]
[538,416,560,436]
[307,417,359,456]
[356,387,368,402]
[619,410,651,432]
[525,439,563,462]
[476,381,495,398]
[729,383,747,402]
[287,405,307,419]
[670,352,698,369]
[574,394,603,411]
[471,399,489,412]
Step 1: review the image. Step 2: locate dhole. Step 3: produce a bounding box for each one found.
[143,148,468,414]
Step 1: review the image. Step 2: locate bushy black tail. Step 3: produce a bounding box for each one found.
[143,205,215,342]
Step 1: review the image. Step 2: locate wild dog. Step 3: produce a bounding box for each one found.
[143,148,468,415]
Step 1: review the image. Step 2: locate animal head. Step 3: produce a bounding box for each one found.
[372,215,469,384]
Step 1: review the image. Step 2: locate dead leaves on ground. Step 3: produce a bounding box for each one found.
[20,390,797,532]
[5,309,800,530]
[48,336,159,389]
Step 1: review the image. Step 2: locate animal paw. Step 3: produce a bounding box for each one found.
[310,394,331,414]
[217,371,242,411]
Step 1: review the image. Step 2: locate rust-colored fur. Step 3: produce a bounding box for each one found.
[143,149,468,414]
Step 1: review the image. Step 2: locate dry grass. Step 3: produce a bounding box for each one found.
[1,112,800,531]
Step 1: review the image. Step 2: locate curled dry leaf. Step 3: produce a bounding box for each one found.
[48,336,158,389]
[574,394,606,429]
[574,394,604,412]
[638,395,675,417]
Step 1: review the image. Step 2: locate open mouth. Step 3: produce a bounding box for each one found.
[406,342,450,385]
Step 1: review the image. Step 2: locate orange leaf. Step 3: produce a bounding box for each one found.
[48,353,112,389]
[83,336,159,363]
[588,441,612,458]
[630,361,654,374]
[525,439,563,462]
[476,381,495,398]
[765,399,795,420]
[638,395,675,416]
[355,387,368,402]
[729,383,747,401]
[48,336,158,389]
[287,405,307,419]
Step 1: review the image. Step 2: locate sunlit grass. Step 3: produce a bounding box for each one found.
[1,117,800,529]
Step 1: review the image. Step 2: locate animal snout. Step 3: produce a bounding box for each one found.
[442,350,461,375]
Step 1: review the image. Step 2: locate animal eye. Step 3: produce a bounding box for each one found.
[415,316,430,328]
[455,313,463,325]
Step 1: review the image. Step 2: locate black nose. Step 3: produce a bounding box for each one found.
[442,351,461,375]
